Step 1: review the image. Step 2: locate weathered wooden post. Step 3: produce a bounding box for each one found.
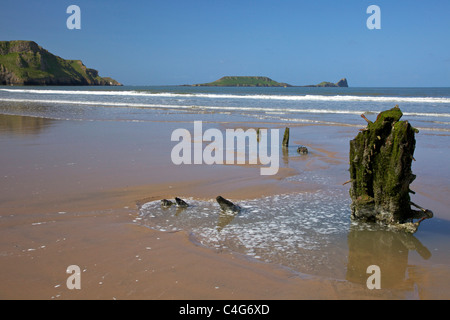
[349,105,432,233]
[282,127,289,147]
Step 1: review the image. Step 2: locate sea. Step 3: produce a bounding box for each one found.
[1,86,450,295]
[0,86,450,131]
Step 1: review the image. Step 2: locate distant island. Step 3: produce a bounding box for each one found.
[0,40,122,86]
[188,76,348,88]
[190,76,291,87]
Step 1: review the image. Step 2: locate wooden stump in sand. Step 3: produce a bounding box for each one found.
[349,106,432,233]
[282,127,289,147]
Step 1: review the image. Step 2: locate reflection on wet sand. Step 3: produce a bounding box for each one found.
[0,113,54,136]
[346,223,431,290]
[216,212,238,232]
[282,146,289,166]
[167,204,237,232]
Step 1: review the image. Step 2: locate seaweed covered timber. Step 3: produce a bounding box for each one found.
[349,105,433,233]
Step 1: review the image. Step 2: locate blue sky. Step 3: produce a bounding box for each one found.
[1,0,449,86]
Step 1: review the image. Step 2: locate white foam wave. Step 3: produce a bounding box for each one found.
[1,88,450,104]
[2,98,450,119]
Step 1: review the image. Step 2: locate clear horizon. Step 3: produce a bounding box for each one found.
[1,0,449,87]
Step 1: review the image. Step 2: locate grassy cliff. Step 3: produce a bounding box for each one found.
[0,41,121,86]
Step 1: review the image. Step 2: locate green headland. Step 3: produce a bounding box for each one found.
[0,40,122,86]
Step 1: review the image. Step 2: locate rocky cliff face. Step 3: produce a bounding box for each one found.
[336,78,348,87]
[0,41,122,86]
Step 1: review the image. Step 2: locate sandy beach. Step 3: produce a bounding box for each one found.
[1,113,449,300]
[1,0,450,303]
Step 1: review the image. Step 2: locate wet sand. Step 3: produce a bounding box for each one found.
[1,114,449,300]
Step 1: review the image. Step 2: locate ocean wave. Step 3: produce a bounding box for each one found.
[1,88,450,104]
[2,98,450,119]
